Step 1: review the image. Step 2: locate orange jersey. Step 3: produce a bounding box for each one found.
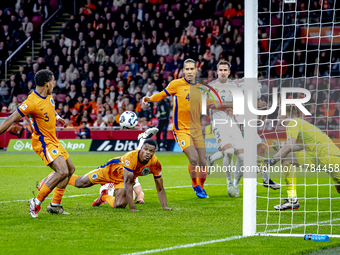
[150,78,202,131]
[121,150,162,180]
[93,150,162,183]
[17,90,58,145]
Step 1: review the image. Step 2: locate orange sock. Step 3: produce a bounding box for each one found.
[36,184,52,203]
[198,166,207,189]
[68,174,79,186]
[51,187,66,204]
[188,163,198,187]
[102,194,115,208]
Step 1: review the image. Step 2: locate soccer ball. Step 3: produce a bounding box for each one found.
[119,111,138,130]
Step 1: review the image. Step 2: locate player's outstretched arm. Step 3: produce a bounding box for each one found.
[123,169,138,211]
[143,89,170,105]
[134,185,145,204]
[0,111,23,135]
[267,138,303,166]
[142,96,151,105]
[155,178,176,211]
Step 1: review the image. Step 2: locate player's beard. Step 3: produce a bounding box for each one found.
[218,77,228,83]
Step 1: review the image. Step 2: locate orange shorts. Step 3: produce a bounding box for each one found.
[88,165,125,189]
[32,139,69,166]
[173,128,205,151]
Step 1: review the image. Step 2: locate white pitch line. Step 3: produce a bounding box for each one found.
[122,235,246,255]
[0,184,226,204]
[121,218,340,255]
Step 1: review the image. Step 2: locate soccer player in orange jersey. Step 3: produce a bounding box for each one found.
[41,139,175,211]
[142,59,209,198]
[0,70,76,218]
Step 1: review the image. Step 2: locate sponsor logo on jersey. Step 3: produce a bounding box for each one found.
[125,160,130,166]
[51,149,58,155]
[181,140,185,147]
[20,104,27,111]
[142,168,150,175]
[50,98,55,107]
[218,138,221,144]
[91,173,98,179]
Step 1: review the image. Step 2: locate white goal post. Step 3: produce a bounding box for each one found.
[243,0,340,238]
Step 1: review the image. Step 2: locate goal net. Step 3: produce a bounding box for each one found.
[253,0,340,237]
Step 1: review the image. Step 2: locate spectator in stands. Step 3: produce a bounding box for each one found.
[8,96,18,113]
[39,41,48,58]
[77,121,91,139]
[316,113,327,127]
[22,16,33,38]
[9,80,19,96]
[156,39,170,57]
[0,81,8,96]
[96,49,106,65]
[129,56,139,77]
[138,102,153,121]
[210,40,223,61]
[86,71,96,88]
[12,25,26,47]
[80,0,96,16]
[93,113,106,130]
[33,0,49,20]
[60,105,72,120]
[27,63,39,82]
[110,48,123,66]
[156,98,170,150]
[146,84,159,97]
[66,63,80,83]
[1,90,12,106]
[328,116,338,129]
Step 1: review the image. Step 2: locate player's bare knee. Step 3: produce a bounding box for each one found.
[190,159,198,166]
[115,200,127,208]
[257,143,266,156]
[68,166,76,176]
[54,169,68,181]
[223,148,234,161]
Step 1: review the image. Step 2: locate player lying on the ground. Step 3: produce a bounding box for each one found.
[206,61,280,197]
[99,177,145,204]
[94,128,152,204]
[262,105,340,211]
[39,137,176,211]
[142,59,209,199]
[0,69,75,218]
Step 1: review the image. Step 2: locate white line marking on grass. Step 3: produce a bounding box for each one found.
[0,184,226,203]
[120,218,340,255]
[122,235,245,255]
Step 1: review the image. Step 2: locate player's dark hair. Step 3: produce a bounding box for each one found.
[144,138,157,148]
[217,60,231,70]
[34,69,54,87]
[184,58,196,67]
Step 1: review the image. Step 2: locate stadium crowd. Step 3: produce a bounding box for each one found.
[0,0,340,148]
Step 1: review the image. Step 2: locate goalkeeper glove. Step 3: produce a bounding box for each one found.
[272,140,281,152]
[258,157,277,168]
[265,158,277,166]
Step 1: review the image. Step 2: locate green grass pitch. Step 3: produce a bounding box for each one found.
[1,152,340,254]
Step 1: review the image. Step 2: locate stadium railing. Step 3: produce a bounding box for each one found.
[40,5,65,45]
[5,37,34,82]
